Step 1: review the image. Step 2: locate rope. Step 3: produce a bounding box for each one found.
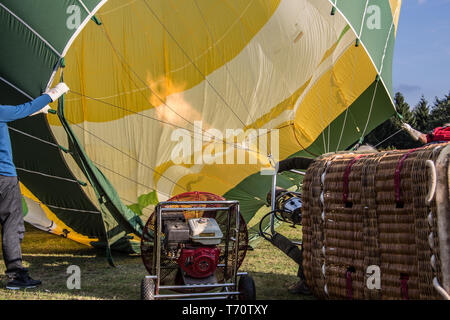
[66,119,188,191]
[16,167,82,184]
[335,27,361,152]
[93,162,154,192]
[45,203,100,215]
[359,4,400,140]
[316,85,328,153]
[9,119,175,198]
[373,128,403,148]
[99,27,199,130]
[327,9,339,154]
[70,90,196,132]
[360,79,380,139]
[193,0,255,124]
[358,0,370,39]
[0,76,33,100]
[92,24,265,156]
[0,3,62,57]
[8,127,60,148]
[69,90,261,155]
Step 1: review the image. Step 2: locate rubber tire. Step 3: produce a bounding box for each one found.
[238,275,256,300]
[141,277,155,300]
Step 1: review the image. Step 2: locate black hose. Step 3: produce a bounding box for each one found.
[258,210,282,241]
[258,210,303,267]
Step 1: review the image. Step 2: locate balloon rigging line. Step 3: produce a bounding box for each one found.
[335,17,363,152]
[193,0,256,124]
[373,127,403,148]
[25,197,101,215]
[359,4,399,140]
[328,71,332,154]
[10,120,173,199]
[69,90,262,155]
[16,167,81,184]
[360,80,379,140]
[76,0,91,15]
[70,90,197,131]
[358,0,370,38]
[99,26,199,132]
[98,26,263,156]
[9,126,60,148]
[0,76,33,100]
[45,203,101,215]
[66,119,189,191]
[327,9,338,154]
[92,161,172,198]
[379,5,400,76]
[316,83,327,153]
[142,0,247,127]
[9,1,397,184]
[61,68,186,192]
[0,3,62,58]
[332,1,367,153]
[96,2,316,160]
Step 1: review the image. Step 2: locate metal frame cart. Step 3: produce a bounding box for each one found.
[141,199,255,300]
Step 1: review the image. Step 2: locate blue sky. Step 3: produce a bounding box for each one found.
[393,0,450,108]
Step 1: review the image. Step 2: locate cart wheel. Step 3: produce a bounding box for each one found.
[238,275,256,300]
[141,277,155,300]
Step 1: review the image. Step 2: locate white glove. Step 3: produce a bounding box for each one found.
[402,122,422,141]
[45,82,69,102]
[30,105,52,116]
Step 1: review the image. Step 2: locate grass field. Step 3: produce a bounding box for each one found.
[0,222,315,300]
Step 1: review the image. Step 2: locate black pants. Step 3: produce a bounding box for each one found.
[0,175,25,278]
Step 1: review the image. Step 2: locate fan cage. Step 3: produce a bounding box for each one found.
[140,191,248,291]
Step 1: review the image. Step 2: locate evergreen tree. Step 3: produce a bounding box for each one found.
[429,92,450,128]
[393,92,414,126]
[362,91,449,150]
[364,92,421,150]
[413,95,430,132]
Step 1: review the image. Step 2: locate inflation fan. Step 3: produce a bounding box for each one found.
[140,191,255,300]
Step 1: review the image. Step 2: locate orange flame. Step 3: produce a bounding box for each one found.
[146,73,204,128]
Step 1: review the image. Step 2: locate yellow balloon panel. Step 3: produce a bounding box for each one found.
[49,0,281,125]
[46,0,380,205]
[293,44,377,148]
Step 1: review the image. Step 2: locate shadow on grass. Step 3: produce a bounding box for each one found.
[0,224,145,299]
[0,223,316,300]
[249,271,316,300]
[0,251,146,300]
[0,253,316,300]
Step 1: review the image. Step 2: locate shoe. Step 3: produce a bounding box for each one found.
[288,279,311,295]
[6,271,42,290]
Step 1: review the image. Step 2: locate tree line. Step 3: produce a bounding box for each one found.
[363,91,450,150]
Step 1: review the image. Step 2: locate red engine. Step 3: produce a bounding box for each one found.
[178,247,221,278]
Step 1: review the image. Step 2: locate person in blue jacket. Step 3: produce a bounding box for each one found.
[0,82,69,289]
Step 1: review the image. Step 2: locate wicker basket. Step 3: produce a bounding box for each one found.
[302,143,450,299]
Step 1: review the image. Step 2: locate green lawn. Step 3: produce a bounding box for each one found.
[0,222,315,300]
